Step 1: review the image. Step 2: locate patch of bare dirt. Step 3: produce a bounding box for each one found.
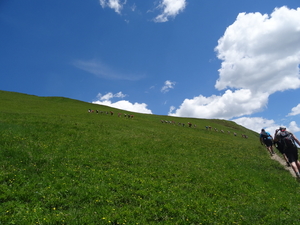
[271,154,296,177]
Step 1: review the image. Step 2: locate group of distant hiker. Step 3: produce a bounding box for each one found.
[260,127,300,179]
[160,121,249,140]
[88,109,134,118]
[160,120,196,128]
[205,126,248,138]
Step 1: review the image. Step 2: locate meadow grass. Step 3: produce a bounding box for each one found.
[1,90,300,224]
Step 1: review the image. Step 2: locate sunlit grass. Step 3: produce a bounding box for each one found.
[1,90,300,224]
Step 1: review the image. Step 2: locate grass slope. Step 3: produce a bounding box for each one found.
[1,90,300,224]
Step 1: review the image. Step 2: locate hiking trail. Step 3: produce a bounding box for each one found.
[271,154,296,178]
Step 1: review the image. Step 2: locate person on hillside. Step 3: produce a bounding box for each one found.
[260,129,275,156]
[274,128,291,167]
[274,126,300,178]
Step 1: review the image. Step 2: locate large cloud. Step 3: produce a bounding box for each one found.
[233,117,277,134]
[170,6,300,119]
[92,92,153,114]
[233,117,300,134]
[169,89,268,119]
[215,6,300,93]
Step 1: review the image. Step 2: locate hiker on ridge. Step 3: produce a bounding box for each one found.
[260,129,275,156]
[274,126,300,178]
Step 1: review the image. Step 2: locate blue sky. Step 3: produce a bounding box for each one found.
[1,0,300,136]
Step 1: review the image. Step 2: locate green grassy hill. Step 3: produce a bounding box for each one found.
[1,90,299,224]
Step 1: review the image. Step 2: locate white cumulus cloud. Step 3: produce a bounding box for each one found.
[233,117,300,135]
[288,103,300,116]
[170,6,300,120]
[233,117,277,134]
[169,89,268,119]
[97,92,127,101]
[289,121,300,133]
[214,6,300,93]
[154,0,187,22]
[93,92,152,114]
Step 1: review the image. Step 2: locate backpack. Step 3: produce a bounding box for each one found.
[274,140,285,153]
[261,132,270,140]
[277,131,296,151]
